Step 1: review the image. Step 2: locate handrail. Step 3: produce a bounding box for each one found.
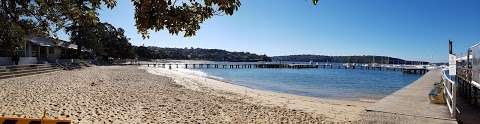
[442,69,455,99]
[441,68,458,117]
[468,69,480,89]
[471,80,480,89]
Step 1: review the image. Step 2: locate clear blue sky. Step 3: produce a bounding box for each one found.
[59,0,480,62]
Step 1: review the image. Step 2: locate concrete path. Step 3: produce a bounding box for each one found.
[362,69,457,124]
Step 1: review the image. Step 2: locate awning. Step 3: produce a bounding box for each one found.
[28,37,56,47]
[25,35,78,50]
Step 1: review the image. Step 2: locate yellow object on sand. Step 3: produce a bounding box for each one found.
[0,111,71,124]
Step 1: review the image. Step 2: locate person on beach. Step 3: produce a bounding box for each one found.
[12,52,19,65]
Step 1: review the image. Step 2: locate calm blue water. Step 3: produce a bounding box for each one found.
[196,68,422,100]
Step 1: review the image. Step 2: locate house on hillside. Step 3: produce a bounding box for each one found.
[0,36,78,65]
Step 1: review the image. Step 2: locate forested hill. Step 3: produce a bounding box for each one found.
[134,46,271,62]
[133,46,428,64]
[272,55,429,64]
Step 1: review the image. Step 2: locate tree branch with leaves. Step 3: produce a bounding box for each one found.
[1,0,319,58]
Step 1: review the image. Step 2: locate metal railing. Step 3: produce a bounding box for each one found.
[441,68,459,117]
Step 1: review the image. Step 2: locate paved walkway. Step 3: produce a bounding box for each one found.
[361,69,457,124]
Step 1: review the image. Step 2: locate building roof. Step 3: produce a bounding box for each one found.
[28,36,56,47]
[25,36,77,49]
[57,41,78,50]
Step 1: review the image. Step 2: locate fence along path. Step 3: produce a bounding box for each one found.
[361,69,456,124]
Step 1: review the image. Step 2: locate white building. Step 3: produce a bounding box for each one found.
[0,36,77,65]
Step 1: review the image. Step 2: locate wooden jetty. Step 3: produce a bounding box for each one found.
[402,67,429,74]
[257,64,319,68]
[363,69,456,124]
[125,62,428,74]
[137,63,321,69]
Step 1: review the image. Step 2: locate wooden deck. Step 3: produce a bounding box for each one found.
[402,67,429,74]
[132,62,427,74]
[362,69,457,124]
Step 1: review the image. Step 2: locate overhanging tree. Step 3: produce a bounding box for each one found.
[1,0,241,58]
[94,23,135,59]
[1,0,317,58]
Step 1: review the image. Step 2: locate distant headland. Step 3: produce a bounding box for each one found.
[134,46,429,64]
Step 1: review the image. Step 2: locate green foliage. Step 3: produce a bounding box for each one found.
[272,55,429,65]
[1,0,319,58]
[132,0,241,38]
[134,46,271,62]
[134,46,156,60]
[0,1,36,56]
[312,0,319,5]
[1,0,242,57]
[67,22,135,59]
[94,23,135,59]
[0,0,117,57]
[0,17,25,56]
[0,0,117,37]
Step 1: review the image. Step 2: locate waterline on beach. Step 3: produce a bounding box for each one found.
[144,67,374,121]
[187,68,422,101]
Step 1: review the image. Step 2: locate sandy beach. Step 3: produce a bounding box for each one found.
[0,66,340,123]
[144,67,373,122]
